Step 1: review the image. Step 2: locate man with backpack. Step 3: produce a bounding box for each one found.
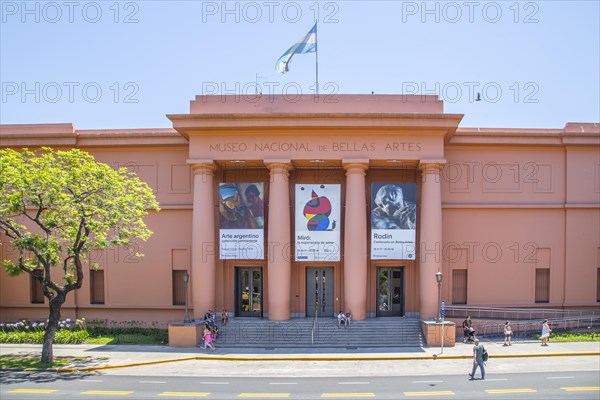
[468,338,486,380]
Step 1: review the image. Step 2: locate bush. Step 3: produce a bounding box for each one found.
[0,318,167,345]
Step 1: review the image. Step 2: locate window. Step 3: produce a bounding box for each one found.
[452,269,467,305]
[30,276,44,304]
[172,270,186,306]
[535,268,550,303]
[90,270,105,304]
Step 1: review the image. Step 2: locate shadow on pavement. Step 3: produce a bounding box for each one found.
[1,369,99,385]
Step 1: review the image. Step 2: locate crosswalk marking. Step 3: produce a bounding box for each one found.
[159,392,210,397]
[561,386,600,391]
[404,391,455,396]
[485,389,537,394]
[81,390,134,395]
[321,393,376,398]
[238,394,290,398]
[8,389,58,394]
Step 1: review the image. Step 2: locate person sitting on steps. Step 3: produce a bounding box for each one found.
[337,311,346,328]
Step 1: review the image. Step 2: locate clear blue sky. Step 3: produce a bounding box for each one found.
[1,0,599,129]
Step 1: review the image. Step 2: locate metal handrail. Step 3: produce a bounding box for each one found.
[445,305,600,321]
[457,315,600,339]
[311,302,318,345]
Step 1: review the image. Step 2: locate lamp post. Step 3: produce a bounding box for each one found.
[435,271,443,322]
[183,271,191,323]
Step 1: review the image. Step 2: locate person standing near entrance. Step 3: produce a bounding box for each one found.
[468,338,485,380]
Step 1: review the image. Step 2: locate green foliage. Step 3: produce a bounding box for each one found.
[533,331,600,342]
[0,148,160,283]
[0,319,167,345]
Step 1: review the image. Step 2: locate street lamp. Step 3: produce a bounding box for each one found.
[435,271,443,322]
[183,271,191,323]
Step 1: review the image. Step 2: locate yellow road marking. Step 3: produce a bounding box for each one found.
[321,394,376,398]
[238,394,290,398]
[81,390,134,395]
[404,391,455,396]
[8,389,58,394]
[486,389,537,394]
[159,392,211,397]
[561,386,600,391]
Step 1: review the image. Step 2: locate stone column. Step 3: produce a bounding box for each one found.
[265,160,292,320]
[343,160,369,320]
[418,160,445,320]
[190,161,217,319]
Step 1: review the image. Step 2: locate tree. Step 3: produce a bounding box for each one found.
[0,148,160,364]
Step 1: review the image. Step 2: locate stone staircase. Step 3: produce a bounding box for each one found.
[214,317,424,348]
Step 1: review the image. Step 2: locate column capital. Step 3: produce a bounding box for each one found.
[343,159,369,175]
[188,159,216,175]
[265,159,293,174]
[419,159,446,173]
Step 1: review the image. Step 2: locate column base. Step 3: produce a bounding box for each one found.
[420,320,456,347]
[168,321,204,348]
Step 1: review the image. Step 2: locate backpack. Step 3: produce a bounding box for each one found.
[482,347,489,362]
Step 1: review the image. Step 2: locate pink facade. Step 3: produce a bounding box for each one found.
[1,95,599,327]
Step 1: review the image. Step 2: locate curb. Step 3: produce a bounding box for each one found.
[56,351,600,372]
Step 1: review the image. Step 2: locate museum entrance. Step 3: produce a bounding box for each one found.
[306,267,334,318]
[377,267,404,317]
[235,267,262,317]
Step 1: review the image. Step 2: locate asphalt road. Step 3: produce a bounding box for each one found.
[2,370,599,400]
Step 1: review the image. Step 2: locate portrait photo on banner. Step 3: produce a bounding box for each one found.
[370,183,417,260]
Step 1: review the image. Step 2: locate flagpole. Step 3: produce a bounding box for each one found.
[315,20,319,97]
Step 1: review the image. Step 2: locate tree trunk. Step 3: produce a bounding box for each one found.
[41,296,64,364]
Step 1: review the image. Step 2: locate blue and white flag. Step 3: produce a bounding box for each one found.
[275,23,317,74]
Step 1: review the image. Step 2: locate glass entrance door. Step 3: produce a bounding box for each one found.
[235,267,262,317]
[306,267,334,317]
[377,267,404,317]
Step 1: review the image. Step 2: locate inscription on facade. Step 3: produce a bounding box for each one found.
[208,141,422,153]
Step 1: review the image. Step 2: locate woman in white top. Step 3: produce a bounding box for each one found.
[503,321,513,346]
[541,319,552,346]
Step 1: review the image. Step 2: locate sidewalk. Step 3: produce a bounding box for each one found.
[1,339,599,374]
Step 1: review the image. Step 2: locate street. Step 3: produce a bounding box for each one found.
[2,356,599,400]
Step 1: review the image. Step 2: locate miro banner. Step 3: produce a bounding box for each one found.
[219,183,265,260]
[295,184,341,261]
[370,183,417,260]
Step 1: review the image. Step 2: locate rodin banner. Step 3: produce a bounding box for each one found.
[295,184,341,261]
[370,183,417,260]
[219,183,265,260]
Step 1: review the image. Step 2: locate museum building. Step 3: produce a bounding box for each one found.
[1,94,599,326]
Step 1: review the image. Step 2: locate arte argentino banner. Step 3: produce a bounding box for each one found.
[295,184,340,261]
[219,183,264,260]
[370,183,417,260]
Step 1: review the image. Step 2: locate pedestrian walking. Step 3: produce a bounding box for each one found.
[468,338,485,380]
[541,319,552,346]
[503,321,513,346]
[203,324,215,352]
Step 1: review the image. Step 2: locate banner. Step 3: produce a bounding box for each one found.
[219,183,264,260]
[370,183,417,260]
[295,184,340,261]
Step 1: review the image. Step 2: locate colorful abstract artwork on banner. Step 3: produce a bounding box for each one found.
[295,184,341,261]
[219,183,264,260]
[370,183,417,260]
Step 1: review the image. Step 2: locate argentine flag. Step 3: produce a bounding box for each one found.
[275,23,317,74]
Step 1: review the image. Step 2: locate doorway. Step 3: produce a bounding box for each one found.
[306,267,334,317]
[377,267,404,317]
[235,267,262,317]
